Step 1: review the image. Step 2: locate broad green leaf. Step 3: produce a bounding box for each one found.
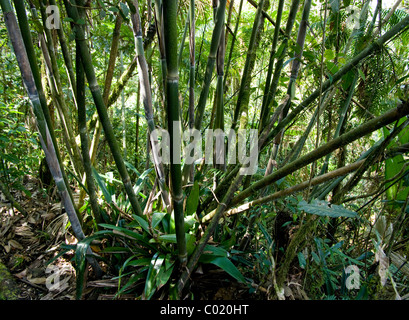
[152,212,167,229]
[158,233,196,255]
[283,57,296,69]
[358,68,366,81]
[98,224,154,248]
[75,242,89,300]
[186,181,200,215]
[99,246,131,254]
[205,256,246,283]
[275,42,286,58]
[133,168,153,195]
[385,155,404,200]
[144,253,164,300]
[156,255,175,289]
[124,161,140,176]
[132,214,151,235]
[330,0,340,12]
[326,61,339,74]
[258,222,273,248]
[324,49,335,60]
[298,252,307,269]
[108,6,119,13]
[92,167,112,204]
[119,2,130,18]
[184,214,196,233]
[199,244,228,259]
[298,200,357,218]
[115,273,145,298]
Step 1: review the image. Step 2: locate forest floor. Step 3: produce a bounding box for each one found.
[0,175,259,300]
[0,175,78,299]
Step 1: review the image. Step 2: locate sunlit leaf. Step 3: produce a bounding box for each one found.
[298,200,357,218]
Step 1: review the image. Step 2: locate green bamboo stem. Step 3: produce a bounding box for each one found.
[332,119,409,204]
[38,32,84,179]
[107,56,138,109]
[189,0,196,132]
[75,3,102,225]
[134,82,140,168]
[259,0,284,133]
[181,0,226,187]
[223,0,243,90]
[182,0,196,185]
[79,12,122,209]
[283,88,334,166]
[130,0,171,213]
[154,0,167,110]
[87,13,123,169]
[231,0,266,130]
[194,0,226,131]
[178,11,189,68]
[163,0,187,265]
[63,0,143,217]
[319,75,358,176]
[213,21,226,171]
[258,0,300,131]
[48,0,77,98]
[37,1,84,179]
[316,138,385,200]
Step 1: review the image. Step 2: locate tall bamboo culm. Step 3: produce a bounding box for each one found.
[63,0,143,217]
[162,0,187,265]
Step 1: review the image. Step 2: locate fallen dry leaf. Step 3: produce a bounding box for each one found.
[28,277,47,285]
[375,246,389,287]
[8,239,23,250]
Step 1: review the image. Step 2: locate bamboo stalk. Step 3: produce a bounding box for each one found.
[76,2,102,225]
[162,0,187,265]
[182,0,226,188]
[194,0,226,131]
[48,0,77,98]
[130,0,171,213]
[259,0,284,132]
[231,0,266,130]
[87,13,123,170]
[182,0,196,185]
[213,1,226,171]
[37,0,84,179]
[258,0,300,132]
[63,0,143,217]
[223,0,243,90]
